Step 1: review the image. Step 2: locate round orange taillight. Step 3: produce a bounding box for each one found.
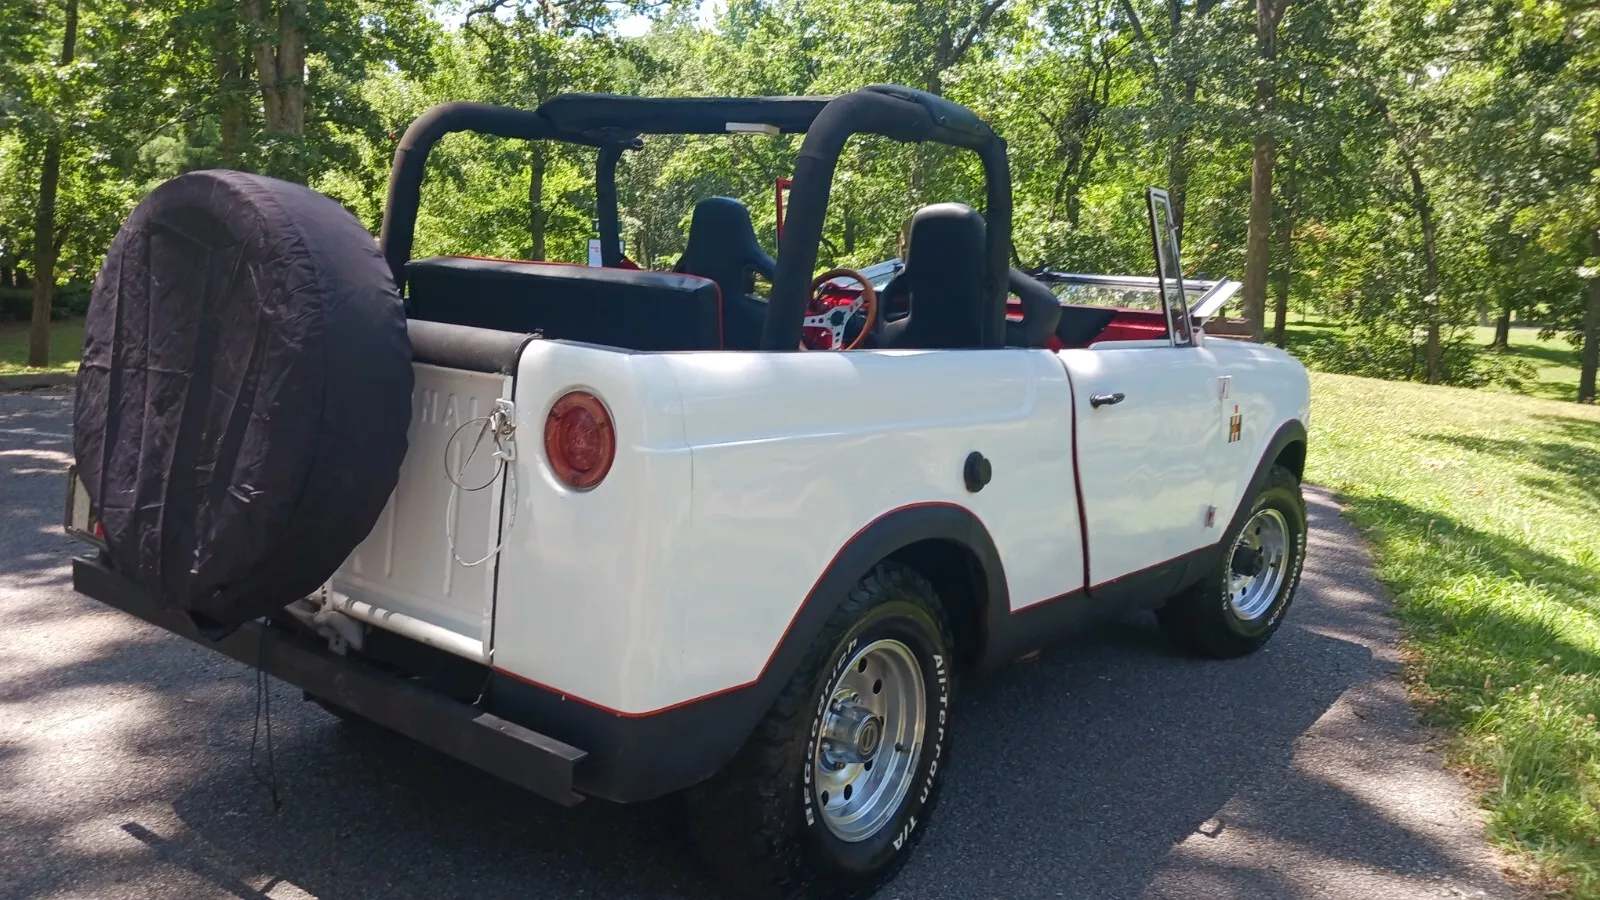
[544,391,615,490]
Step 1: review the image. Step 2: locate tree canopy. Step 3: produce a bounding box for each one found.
[1,0,1596,400]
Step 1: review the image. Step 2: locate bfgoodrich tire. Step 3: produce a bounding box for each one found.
[685,562,954,900]
[1157,464,1307,659]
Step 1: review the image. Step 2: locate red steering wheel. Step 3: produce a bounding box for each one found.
[800,268,879,350]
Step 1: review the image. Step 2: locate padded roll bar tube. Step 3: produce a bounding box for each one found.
[975,136,1013,347]
[379,96,832,292]
[761,86,1012,350]
[597,143,627,268]
[379,102,568,291]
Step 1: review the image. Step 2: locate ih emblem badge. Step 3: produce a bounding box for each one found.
[1228,404,1242,443]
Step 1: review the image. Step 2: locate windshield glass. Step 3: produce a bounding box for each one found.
[1044,278,1213,311]
[1050,283,1164,311]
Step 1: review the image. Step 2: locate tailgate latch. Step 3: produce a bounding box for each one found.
[488,398,517,462]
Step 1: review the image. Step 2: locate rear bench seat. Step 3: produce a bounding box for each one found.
[406,256,724,352]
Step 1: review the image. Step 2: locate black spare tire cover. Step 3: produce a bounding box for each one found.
[74,170,413,629]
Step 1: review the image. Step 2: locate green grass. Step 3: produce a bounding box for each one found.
[1308,372,1600,894]
[1465,326,1586,404]
[0,319,83,375]
[1282,316,1586,403]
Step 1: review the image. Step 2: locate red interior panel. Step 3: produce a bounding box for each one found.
[1039,303,1171,352]
[1095,310,1168,343]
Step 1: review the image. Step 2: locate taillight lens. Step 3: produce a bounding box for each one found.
[544,391,615,490]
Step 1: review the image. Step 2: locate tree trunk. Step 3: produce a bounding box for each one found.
[1477,299,1489,328]
[244,0,282,128]
[1580,217,1599,404]
[26,0,79,369]
[1242,0,1287,344]
[28,141,63,369]
[1270,208,1293,348]
[1492,300,1511,349]
[244,0,308,181]
[1404,160,1443,384]
[528,146,548,261]
[1243,132,1274,343]
[216,1,248,169]
[277,0,307,135]
[1270,141,1296,347]
[1167,78,1198,240]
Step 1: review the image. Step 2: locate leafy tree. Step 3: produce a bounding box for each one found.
[25,0,76,368]
[1240,0,1290,341]
[0,0,1594,405]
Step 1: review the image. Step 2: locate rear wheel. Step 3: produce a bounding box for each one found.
[686,562,953,899]
[1157,464,1307,658]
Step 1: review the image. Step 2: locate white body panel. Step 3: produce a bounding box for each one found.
[491,344,1084,714]
[490,341,698,712]
[331,363,511,663]
[333,333,1307,717]
[1059,345,1223,586]
[1201,335,1312,523]
[668,349,1082,691]
[1056,337,1308,587]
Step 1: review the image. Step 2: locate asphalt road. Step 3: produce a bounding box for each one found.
[1,387,1523,900]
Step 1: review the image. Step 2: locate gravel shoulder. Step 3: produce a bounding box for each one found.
[0,388,1522,900]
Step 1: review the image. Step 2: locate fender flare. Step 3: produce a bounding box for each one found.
[1235,419,1308,530]
[744,501,1009,725]
[1162,417,1307,598]
[489,502,1010,803]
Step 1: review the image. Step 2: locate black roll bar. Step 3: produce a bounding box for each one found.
[378,96,830,291]
[762,85,1011,350]
[380,102,575,291]
[377,88,1012,350]
[595,143,628,268]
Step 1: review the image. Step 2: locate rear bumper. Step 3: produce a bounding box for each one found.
[72,555,589,806]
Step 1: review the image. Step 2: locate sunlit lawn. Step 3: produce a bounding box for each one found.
[1281,316,1585,403]
[1309,372,1600,895]
[0,319,83,376]
[1466,325,1586,404]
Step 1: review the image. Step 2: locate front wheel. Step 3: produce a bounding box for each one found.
[685,562,954,899]
[1157,464,1307,658]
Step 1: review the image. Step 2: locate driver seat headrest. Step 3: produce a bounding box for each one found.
[878,203,988,350]
[676,197,776,352]
[678,198,774,277]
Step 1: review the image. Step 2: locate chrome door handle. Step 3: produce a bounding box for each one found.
[1090,392,1125,408]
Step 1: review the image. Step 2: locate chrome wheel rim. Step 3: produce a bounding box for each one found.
[811,639,926,843]
[1228,507,1290,621]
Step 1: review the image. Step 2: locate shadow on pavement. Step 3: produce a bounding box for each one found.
[0,398,1510,900]
[9,604,1397,900]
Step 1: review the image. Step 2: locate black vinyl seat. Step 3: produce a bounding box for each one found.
[875,203,991,350]
[1055,305,1117,347]
[1006,268,1064,349]
[675,198,775,350]
[406,256,723,352]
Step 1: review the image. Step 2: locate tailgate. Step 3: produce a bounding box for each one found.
[331,361,514,662]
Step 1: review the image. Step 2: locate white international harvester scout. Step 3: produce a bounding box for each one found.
[66,85,1310,899]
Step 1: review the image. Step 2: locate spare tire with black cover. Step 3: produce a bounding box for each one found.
[74,169,413,630]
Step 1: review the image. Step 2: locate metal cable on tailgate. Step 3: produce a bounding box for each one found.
[443,399,518,568]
